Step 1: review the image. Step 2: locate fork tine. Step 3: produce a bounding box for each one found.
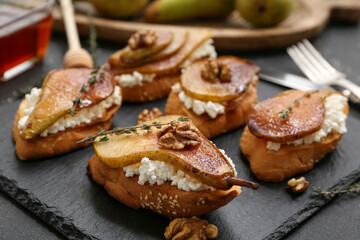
[302,39,342,76]
[296,41,330,80]
[287,45,323,83]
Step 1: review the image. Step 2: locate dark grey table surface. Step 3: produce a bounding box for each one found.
[0,22,360,240]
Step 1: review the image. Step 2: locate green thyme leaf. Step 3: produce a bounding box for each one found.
[80,84,88,93]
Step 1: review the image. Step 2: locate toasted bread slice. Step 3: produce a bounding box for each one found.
[88,154,241,218]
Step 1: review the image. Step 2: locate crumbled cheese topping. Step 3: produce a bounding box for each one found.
[123,147,237,192]
[123,157,215,192]
[18,86,122,137]
[180,39,217,68]
[172,83,225,119]
[219,149,238,177]
[115,71,156,88]
[266,94,348,151]
[115,39,216,88]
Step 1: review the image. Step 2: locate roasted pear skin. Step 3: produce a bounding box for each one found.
[21,68,115,140]
[117,31,188,68]
[181,56,259,102]
[94,115,236,190]
[121,31,173,63]
[109,30,212,74]
[248,89,331,142]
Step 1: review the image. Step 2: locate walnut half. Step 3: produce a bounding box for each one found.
[164,216,218,240]
[128,30,158,50]
[287,177,309,193]
[158,122,201,150]
[137,108,163,124]
[201,58,232,82]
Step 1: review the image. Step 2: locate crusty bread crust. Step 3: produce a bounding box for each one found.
[240,126,344,182]
[13,100,121,160]
[164,83,257,139]
[88,155,241,218]
[120,74,179,102]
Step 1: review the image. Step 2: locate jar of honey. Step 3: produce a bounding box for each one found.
[0,0,55,81]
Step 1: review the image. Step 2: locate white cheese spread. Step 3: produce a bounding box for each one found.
[171,83,225,119]
[123,149,237,192]
[115,39,216,88]
[266,94,348,151]
[123,157,215,192]
[115,71,156,88]
[180,39,217,68]
[18,86,122,137]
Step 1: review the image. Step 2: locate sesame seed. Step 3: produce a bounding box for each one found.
[149,191,152,196]
[144,195,148,200]
[140,196,143,200]
[170,205,175,208]
[159,193,162,197]
[158,210,162,214]
[201,200,205,205]
[176,204,180,208]
[173,199,178,203]
[141,203,145,208]
[150,202,154,205]
[175,195,179,199]
[183,209,186,212]
[169,196,173,200]
[167,209,170,213]
[197,202,200,206]
[157,197,161,201]
[187,208,191,212]
[172,211,177,215]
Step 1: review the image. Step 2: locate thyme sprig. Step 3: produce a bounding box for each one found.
[77,116,189,144]
[312,183,360,196]
[67,66,104,117]
[278,91,318,120]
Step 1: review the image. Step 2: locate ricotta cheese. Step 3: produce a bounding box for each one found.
[18,86,122,137]
[123,157,215,192]
[266,94,348,151]
[172,83,225,119]
[123,147,238,192]
[115,71,156,88]
[180,39,217,68]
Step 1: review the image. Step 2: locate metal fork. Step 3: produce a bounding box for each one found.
[287,39,360,103]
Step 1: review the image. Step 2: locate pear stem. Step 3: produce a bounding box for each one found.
[228,177,259,190]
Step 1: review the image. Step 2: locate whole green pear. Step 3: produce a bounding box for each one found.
[236,0,294,27]
[145,0,235,22]
[89,0,149,19]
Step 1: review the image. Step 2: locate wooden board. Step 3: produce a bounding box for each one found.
[52,0,360,50]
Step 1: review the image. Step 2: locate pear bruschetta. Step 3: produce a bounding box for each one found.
[87,115,258,218]
[108,29,216,102]
[165,56,259,138]
[13,67,122,160]
[240,89,349,182]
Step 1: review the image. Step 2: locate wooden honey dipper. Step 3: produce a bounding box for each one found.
[60,0,93,68]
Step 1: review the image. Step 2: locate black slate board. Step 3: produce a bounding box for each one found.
[1,28,360,239]
[1,82,360,240]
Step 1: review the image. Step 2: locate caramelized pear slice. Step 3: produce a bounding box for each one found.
[94,115,236,190]
[21,68,115,140]
[121,31,173,63]
[109,30,212,74]
[248,89,331,142]
[181,56,259,102]
[117,31,188,68]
